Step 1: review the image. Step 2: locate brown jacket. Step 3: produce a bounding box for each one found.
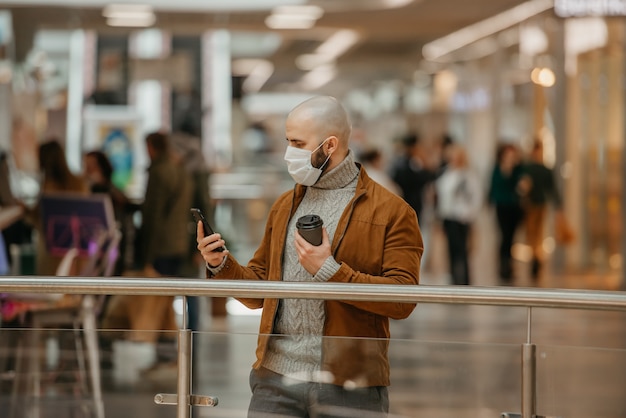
[209,165,423,386]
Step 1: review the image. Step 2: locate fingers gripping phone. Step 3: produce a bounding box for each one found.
[191,208,225,252]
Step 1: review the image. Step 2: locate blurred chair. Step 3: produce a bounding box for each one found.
[8,228,121,418]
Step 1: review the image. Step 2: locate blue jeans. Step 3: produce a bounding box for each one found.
[248,367,389,418]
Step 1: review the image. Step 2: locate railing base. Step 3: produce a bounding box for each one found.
[154,393,219,407]
[502,413,561,418]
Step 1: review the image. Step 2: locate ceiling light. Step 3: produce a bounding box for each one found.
[243,61,274,93]
[103,4,156,28]
[265,14,316,29]
[300,64,336,90]
[297,29,359,89]
[232,59,275,93]
[103,4,153,18]
[15,0,306,12]
[381,0,414,8]
[296,30,359,71]
[520,25,548,57]
[265,4,324,30]
[316,29,359,58]
[422,0,552,61]
[273,5,324,19]
[107,15,156,28]
[295,53,331,71]
[531,67,555,87]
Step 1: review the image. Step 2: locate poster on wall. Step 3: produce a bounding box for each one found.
[83,105,146,200]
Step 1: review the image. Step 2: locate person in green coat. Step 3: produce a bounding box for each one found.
[489,144,526,282]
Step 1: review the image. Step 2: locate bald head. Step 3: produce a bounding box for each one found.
[288,96,352,150]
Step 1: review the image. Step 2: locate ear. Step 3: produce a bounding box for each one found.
[325,136,339,154]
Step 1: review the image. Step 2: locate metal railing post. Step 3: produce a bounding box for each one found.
[154,295,218,415]
[522,307,537,418]
[176,296,192,418]
[177,327,192,418]
[522,343,537,418]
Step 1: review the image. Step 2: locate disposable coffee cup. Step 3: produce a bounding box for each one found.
[296,214,324,246]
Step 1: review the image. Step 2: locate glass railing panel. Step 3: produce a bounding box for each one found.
[392,304,530,344]
[2,304,626,417]
[530,308,626,418]
[192,305,626,417]
[536,344,626,418]
[0,327,178,418]
[192,328,261,417]
[530,308,626,349]
[388,339,521,416]
[193,326,522,417]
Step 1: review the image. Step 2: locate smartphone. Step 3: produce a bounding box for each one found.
[191,208,225,252]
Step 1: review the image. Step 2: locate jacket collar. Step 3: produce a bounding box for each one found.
[291,161,370,218]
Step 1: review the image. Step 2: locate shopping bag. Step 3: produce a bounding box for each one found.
[555,211,575,245]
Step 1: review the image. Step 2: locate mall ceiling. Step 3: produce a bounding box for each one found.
[3,0,535,93]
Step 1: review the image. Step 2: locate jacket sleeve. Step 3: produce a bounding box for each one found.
[205,202,282,309]
[328,204,422,319]
[206,253,265,309]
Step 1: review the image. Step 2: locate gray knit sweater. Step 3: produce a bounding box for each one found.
[262,151,360,381]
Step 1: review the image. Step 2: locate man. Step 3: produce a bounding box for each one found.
[137,132,196,332]
[522,140,562,279]
[197,96,422,417]
[101,133,190,341]
[390,133,438,270]
[390,133,434,220]
[141,131,192,276]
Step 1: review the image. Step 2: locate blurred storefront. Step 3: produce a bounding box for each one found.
[419,2,625,285]
[0,2,626,286]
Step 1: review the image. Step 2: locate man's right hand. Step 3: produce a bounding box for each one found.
[196,221,229,268]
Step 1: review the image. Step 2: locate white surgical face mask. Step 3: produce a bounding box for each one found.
[284,139,331,186]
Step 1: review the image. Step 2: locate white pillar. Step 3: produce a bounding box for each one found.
[202,30,232,170]
[66,29,86,172]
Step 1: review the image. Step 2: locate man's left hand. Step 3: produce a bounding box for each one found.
[295,227,331,275]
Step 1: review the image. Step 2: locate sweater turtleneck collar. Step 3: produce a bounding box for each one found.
[311,150,359,190]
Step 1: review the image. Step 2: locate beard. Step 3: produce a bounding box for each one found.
[311,146,330,171]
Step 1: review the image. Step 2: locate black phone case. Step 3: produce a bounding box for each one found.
[191,208,225,252]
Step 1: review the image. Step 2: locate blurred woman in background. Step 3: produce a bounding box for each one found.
[488,144,526,283]
[435,145,483,285]
[84,150,131,276]
[33,139,89,275]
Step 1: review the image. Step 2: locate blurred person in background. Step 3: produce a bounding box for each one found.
[83,150,131,276]
[139,132,192,275]
[38,139,88,195]
[2,140,89,325]
[522,140,564,280]
[390,133,438,271]
[489,144,526,283]
[84,150,130,222]
[32,139,89,275]
[358,147,401,195]
[197,96,422,418]
[170,129,224,323]
[435,145,483,285]
[139,132,194,325]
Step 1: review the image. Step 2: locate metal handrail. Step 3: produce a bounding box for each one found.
[1,276,626,311]
[3,275,625,418]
